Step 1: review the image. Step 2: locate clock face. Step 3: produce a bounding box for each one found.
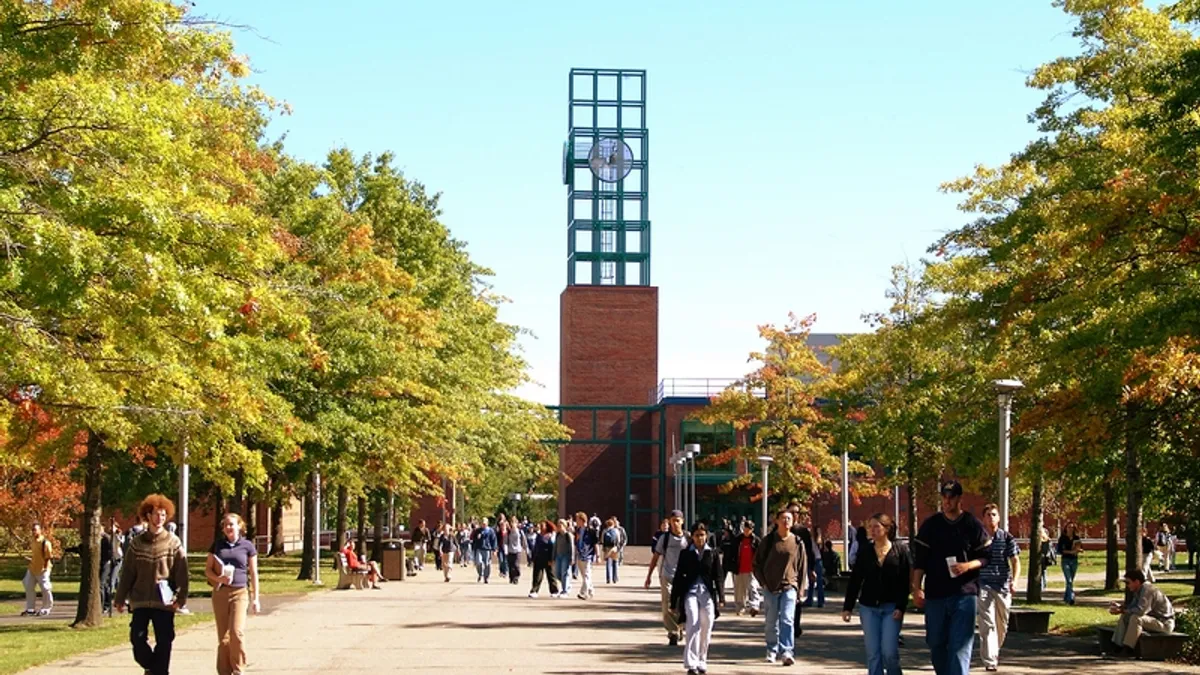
[588,137,633,183]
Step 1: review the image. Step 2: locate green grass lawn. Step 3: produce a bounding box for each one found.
[0,551,317,675]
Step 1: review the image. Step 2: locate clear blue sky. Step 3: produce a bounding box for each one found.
[198,1,1079,404]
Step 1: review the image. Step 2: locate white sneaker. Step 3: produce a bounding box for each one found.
[528,592,538,598]
[766,652,777,664]
[782,653,795,666]
[36,608,51,616]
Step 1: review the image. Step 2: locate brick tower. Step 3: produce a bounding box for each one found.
[558,69,659,528]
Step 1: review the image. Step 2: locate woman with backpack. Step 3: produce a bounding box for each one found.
[603,518,622,583]
[574,513,600,599]
[670,522,724,675]
[436,524,456,582]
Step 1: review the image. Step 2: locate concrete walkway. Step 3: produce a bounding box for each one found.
[23,563,1199,674]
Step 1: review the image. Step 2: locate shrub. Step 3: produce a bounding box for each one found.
[1177,608,1200,664]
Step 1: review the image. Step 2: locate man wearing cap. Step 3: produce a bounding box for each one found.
[911,480,991,675]
[645,509,689,646]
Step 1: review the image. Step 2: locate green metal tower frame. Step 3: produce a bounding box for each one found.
[564,68,650,286]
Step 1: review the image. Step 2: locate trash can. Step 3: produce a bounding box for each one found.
[381,541,406,580]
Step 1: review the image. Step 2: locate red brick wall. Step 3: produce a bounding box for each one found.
[559,286,658,526]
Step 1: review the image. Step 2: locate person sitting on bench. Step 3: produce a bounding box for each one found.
[1108,569,1175,654]
[341,540,381,589]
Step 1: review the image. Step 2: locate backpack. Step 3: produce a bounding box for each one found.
[603,528,618,548]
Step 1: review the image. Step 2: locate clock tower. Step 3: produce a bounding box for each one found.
[558,68,659,525]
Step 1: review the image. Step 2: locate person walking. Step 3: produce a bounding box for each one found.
[732,519,761,616]
[115,494,190,675]
[787,503,819,636]
[574,513,600,599]
[616,517,629,569]
[473,517,497,583]
[436,524,456,582]
[554,519,575,598]
[101,518,124,616]
[805,529,827,609]
[1037,526,1054,591]
[1156,524,1174,572]
[504,517,525,586]
[411,519,430,571]
[21,522,54,616]
[671,523,725,675]
[911,480,991,675]
[753,508,807,666]
[205,513,260,675]
[645,509,689,646]
[603,518,622,584]
[1141,528,1156,583]
[978,504,1020,673]
[1057,523,1081,605]
[528,521,560,598]
[842,513,909,675]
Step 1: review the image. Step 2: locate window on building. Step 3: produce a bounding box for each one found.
[681,421,738,474]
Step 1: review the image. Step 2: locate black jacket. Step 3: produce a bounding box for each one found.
[731,531,760,572]
[670,546,725,621]
[791,525,819,574]
[843,540,911,615]
[718,529,738,567]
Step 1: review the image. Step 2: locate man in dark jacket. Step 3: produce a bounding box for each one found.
[911,480,991,675]
[788,502,819,634]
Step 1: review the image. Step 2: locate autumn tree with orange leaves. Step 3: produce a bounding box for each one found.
[693,314,872,508]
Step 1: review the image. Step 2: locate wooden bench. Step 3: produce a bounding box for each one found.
[1097,625,1188,661]
[1008,607,1054,634]
[335,553,369,590]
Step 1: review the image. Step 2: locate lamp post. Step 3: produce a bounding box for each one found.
[683,450,694,526]
[994,379,1024,532]
[757,456,774,537]
[178,445,189,556]
[685,443,700,526]
[841,450,850,572]
[312,468,322,586]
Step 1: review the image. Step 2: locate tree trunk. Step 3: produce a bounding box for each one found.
[72,431,104,627]
[336,485,348,551]
[904,438,918,540]
[1026,472,1044,604]
[372,491,384,562]
[356,495,367,557]
[212,487,225,544]
[244,493,257,541]
[231,469,245,516]
[1104,480,1119,591]
[297,476,314,581]
[1124,407,1143,575]
[270,496,285,557]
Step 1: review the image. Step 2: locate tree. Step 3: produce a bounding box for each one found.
[827,263,962,538]
[694,314,871,506]
[1,0,297,625]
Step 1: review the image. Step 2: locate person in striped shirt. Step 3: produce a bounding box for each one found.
[976,503,1020,673]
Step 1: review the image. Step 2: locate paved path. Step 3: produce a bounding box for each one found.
[23,563,1199,674]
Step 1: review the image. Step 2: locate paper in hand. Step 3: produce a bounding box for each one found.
[157,579,176,605]
[946,556,961,578]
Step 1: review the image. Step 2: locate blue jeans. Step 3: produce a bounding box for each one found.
[860,603,902,675]
[606,557,619,583]
[805,563,825,607]
[475,549,492,580]
[1062,556,1079,604]
[555,554,573,594]
[924,594,976,675]
[763,587,797,656]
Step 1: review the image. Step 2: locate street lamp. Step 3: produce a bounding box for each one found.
[683,449,695,526]
[757,456,774,536]
[994,378,1024,532]
[685,443,700,526]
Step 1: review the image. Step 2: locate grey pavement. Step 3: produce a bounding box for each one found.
[21,562,1200,674]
